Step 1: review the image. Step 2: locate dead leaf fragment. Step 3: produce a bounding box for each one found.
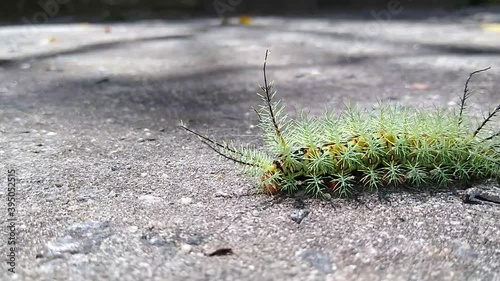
[409,83,430,90]
[239,16,252,25]
[206,248,233,256]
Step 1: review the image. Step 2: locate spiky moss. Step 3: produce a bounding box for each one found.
[181,52,499,198]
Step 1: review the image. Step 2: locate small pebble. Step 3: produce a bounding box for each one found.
[214,191,230,198]
[290,209,310,224]
[252,210,260,217]
[127,226,139,233]
[180,197,193,205]
[68,205,80,211]
[138,195,163,205]
[180,244,192,254]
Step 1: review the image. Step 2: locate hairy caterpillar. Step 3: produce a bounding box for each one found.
[181,51,500,198]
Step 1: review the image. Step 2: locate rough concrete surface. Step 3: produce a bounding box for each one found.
[1,12,500,281]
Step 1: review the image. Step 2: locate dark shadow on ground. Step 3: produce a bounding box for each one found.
[0,34,194,68]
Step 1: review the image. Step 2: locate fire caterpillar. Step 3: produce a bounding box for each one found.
[181,51,499,198]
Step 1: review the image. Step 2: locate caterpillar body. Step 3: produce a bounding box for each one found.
[181,51,500,197]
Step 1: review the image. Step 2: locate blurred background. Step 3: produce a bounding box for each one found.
[1,0,499,23]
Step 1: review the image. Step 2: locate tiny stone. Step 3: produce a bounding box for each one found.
[37,221,113,259]
[47,132,57,136]
[54,183,63,187]
[140,231,167,246]
[290,209,310,224]
[147,221,166,230]
[214,191,230,198]
[180,197,193,205]
[323,193,332,200]
[68,205,79,211]
[298,249,334,274]
[185,233,204,245]
[127,226,139,233]
[138,195,163,205]
[140,172,147,177]
[252,210,260,217]
[180,244,192,254]
[76,195,89,202]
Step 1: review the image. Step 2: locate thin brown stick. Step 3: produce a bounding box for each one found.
[180,124,262,167]
[481,131,500,142]
[252,107,262,121]
[201,141,261,168]
[180,124,243,156]
[262,50,286,147]
[473,104,500,137]
[458,67,491,125]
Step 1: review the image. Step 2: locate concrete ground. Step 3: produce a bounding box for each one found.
[1,11,500,281]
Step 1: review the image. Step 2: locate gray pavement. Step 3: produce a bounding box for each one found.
[1,13,500,281]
